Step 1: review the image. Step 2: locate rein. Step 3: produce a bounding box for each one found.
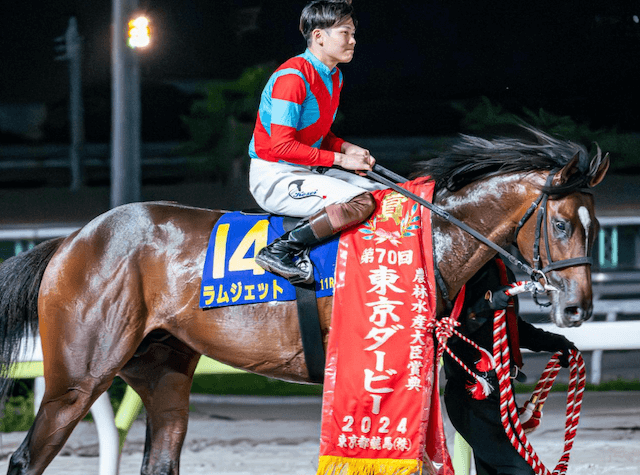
[367,166,540,282]
[367,165,593,296]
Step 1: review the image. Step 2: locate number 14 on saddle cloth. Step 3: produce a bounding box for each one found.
[199,212,339,309]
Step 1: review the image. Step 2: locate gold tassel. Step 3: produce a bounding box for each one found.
[317,455,422,475]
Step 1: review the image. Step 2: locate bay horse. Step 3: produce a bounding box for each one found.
[0,128,608,475]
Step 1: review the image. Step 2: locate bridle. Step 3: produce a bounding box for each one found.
[512,169,593,305]
[514,169,594,274]
[366,166,593,306]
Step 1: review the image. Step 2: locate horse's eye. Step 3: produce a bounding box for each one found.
[555,221,566,232]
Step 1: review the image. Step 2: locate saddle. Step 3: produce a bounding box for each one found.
[199,210,339,382]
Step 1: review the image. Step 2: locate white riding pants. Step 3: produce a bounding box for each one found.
[249,158,386,217]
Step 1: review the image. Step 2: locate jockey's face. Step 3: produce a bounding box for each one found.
[311,17,356,69]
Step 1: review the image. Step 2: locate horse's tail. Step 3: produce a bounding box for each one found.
[0,237,65,403]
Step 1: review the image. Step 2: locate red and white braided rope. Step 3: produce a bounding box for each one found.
[493,291,586,475]
[431,280,586,474]
[428,318,494,396]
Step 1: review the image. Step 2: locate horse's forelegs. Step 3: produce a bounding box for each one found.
[120,334,200,475]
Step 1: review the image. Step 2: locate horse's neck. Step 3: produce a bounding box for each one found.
[432,173,539,299]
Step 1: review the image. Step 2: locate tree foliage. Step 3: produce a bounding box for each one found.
[180,63,275,181]
[455,97,640,171]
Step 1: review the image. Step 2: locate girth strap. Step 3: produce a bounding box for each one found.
[294,283,325,384]
[281,216,326,383]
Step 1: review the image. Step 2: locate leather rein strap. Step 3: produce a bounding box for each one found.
[367,165,593,304]
[367,166,539,280]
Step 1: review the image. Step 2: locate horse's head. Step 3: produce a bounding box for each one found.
[514,148,610,327]
[416,126,610,328]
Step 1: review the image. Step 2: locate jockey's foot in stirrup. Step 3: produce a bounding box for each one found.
[255,193,375,284]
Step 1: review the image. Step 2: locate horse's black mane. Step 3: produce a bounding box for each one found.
[413,126,604,194]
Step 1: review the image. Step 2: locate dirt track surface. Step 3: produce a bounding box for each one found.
[1,392,639,474]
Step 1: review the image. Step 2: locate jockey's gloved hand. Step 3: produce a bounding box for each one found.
[554,336,578,368]
[486,285,512,310]
[523,326,579,367]
[467,285,513,321]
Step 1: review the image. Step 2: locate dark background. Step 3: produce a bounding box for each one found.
[1,0,638,143]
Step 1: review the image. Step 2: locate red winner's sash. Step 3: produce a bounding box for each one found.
[318,178,453,475]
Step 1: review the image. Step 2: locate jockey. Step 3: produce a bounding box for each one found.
[248,0,385,284]
[443,257,577,475]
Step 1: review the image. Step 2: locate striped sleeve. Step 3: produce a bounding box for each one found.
[322,131,345,153]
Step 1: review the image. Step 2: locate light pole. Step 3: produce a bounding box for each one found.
[55,17,84,192]
[111,0,150,208]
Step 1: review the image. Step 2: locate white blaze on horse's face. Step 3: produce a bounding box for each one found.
[578,206,591,253]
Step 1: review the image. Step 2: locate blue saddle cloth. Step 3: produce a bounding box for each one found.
[199,211,339,309]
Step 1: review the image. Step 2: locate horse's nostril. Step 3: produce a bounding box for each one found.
[565,306,582,321]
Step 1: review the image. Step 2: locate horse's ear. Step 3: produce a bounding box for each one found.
[588,152,610,188]
[553,152,581,187]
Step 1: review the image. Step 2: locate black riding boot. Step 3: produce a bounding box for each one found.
[255,219,320,285]
[256,193,376,284]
